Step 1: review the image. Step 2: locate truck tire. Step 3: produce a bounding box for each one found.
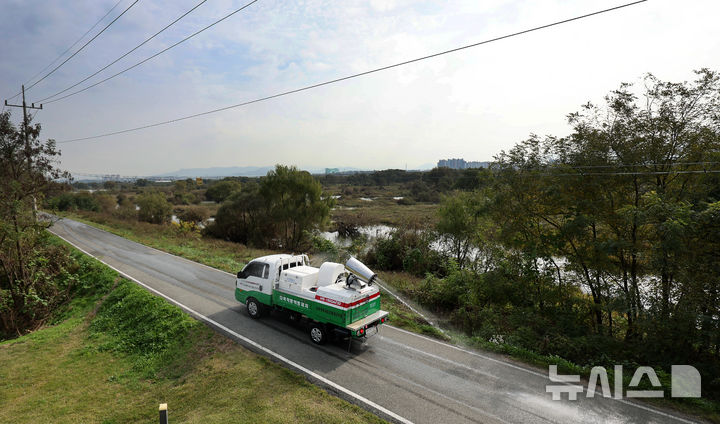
[309,323,327,345]
[246,298,262,319]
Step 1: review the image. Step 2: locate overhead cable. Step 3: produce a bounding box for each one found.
[57,0,647,144]
[18,0,141,95]
[38,0,209,103]
[562,161,720,169]
[22,0,126,90]
[45,0,259,104]
[524,169,720,177]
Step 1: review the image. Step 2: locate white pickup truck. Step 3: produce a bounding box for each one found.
[235,255,389,344]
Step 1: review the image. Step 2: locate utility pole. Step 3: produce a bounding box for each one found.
[5,85,43,219]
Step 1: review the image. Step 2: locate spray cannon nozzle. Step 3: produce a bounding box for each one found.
[345,257,377,286]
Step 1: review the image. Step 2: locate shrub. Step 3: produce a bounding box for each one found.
[178,205,210,223]
[310,233,338,255]
[94,193,117,214]
[364,226,441,276]
[47,192,101,212]
[416,262,475,311]
[137,192,171,224]
[208,166,333,250]
[113,204,138,221]
[205,180,241,202]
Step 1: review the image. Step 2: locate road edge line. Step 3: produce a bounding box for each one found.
[50,229,413,424]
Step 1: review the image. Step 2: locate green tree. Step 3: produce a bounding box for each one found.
[94,193,117,214]
[0,110,72,338]
[173,179,187,193]
[260,165,333,250]
[493,69,720,345]
[137,192,171,224]
[561,68,720,338]
[178,205,210,223]
[208,182,268,245]
[436,191,489,268]
[205,179,241,202]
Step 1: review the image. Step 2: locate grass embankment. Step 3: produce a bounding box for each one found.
[375,272,448,341]
[0,243,386,424]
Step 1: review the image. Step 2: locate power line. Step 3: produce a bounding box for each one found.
[28,108,41,122]
[555,161,720,169]
[523,169,720,177]
[38,0,209,103]
[22,0,126,90]
[57,0,647,144]
[44,0,259,104]
[413,168,720,181]
[18,0,141,95]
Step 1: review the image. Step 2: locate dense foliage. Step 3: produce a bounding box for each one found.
[0,110,74,339]
[365,70,720,402]
[137,191,172,224]
[47,192,100,212]
[208,165,333,250]
[205,179,242,202]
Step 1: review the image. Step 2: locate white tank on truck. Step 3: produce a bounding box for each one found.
[235,255,389,345]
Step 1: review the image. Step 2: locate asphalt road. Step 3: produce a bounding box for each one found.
[49,217,700,424]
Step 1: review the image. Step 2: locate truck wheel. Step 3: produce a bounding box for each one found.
[309,323,327,345]
[247,298,262,319]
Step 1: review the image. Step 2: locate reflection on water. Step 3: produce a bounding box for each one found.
[320,225,393,247]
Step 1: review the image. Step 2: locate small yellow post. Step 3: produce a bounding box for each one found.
[159,403,168,424]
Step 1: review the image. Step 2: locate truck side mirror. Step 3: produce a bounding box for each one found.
[237,271,246,279]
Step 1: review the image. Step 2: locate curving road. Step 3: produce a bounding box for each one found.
[49,217,700,424]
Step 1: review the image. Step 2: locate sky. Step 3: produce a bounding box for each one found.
[1,0,719,176]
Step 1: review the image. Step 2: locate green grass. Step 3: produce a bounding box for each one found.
[320,182,439,227]
[379,289,447,340]
[332,201,438,227]
[0,242,387,424]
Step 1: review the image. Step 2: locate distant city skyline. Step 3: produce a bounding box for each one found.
[437,158,489,170]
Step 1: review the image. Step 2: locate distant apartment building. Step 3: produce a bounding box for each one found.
[437,158,488,169]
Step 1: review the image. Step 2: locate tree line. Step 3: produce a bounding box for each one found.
[363,69,720,403]
[0,110,78,338]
